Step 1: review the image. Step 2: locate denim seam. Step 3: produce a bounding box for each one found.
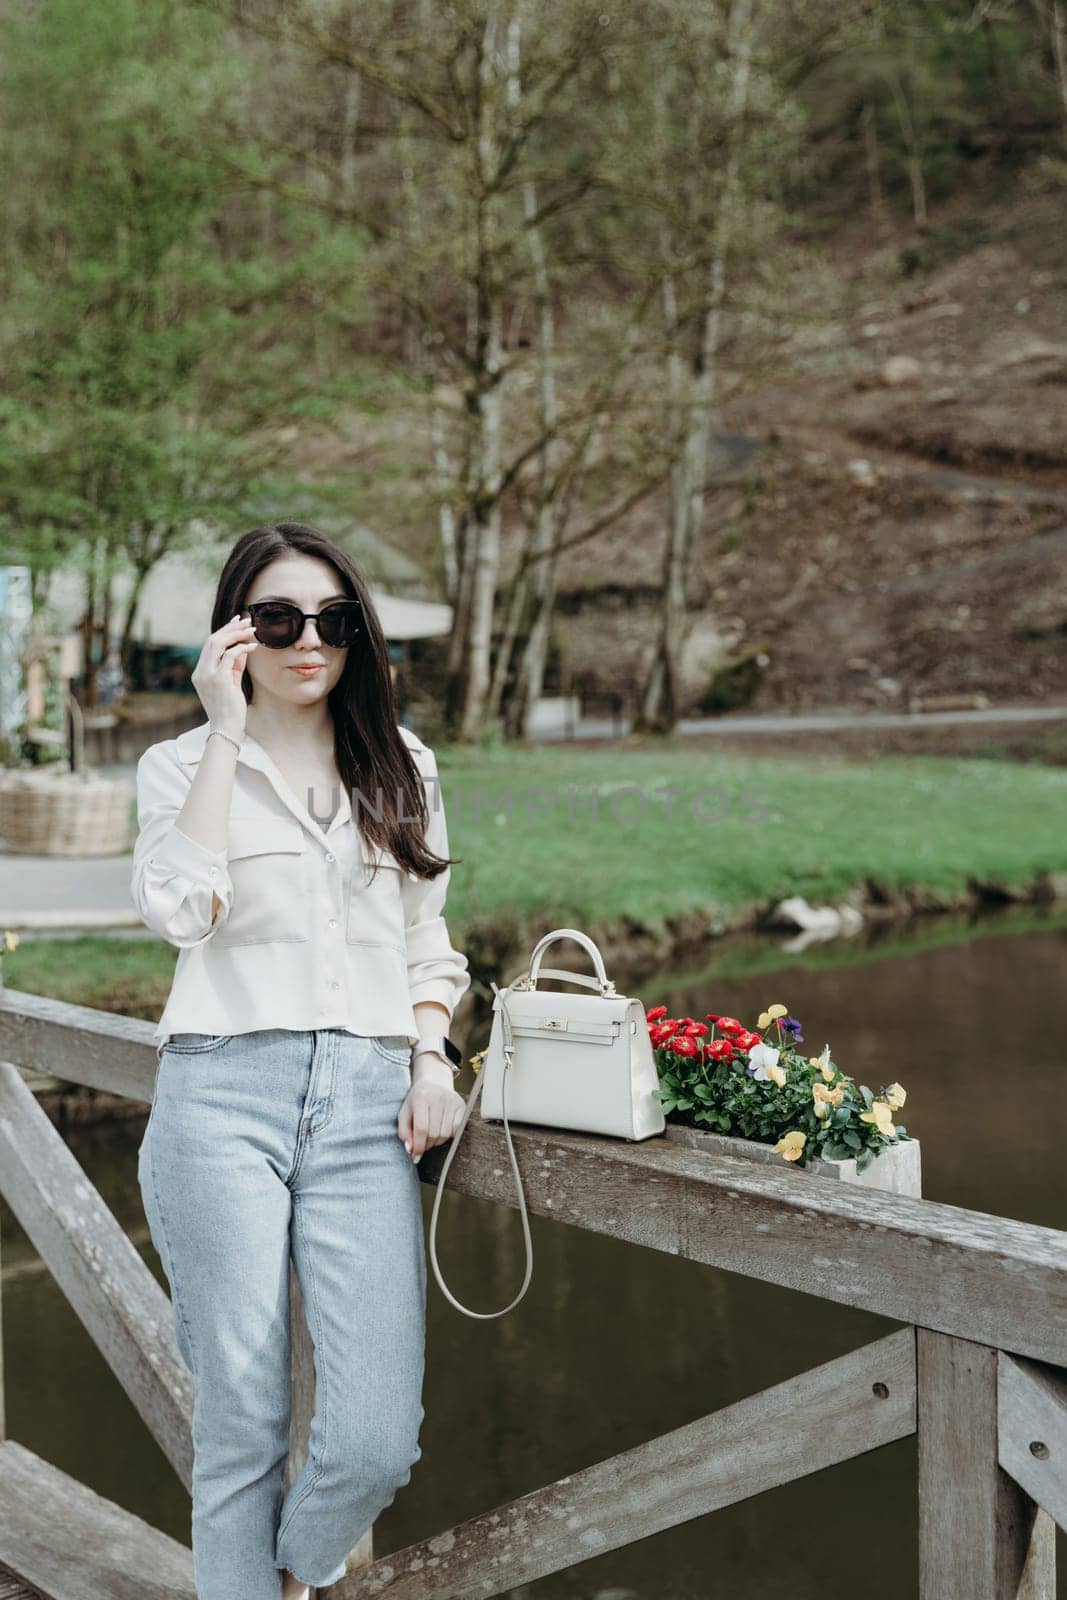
[370,1037,413,1067]
[163,1036,234,1056]
[308,1039,337,1135]
[283,1124,308,1189]
[275,1191,328,1544]
[144,1140,199,1374]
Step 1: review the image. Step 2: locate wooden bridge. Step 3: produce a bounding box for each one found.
[0,988,1064,1599]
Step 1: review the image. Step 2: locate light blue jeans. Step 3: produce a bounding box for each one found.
[137,1027,426,1596]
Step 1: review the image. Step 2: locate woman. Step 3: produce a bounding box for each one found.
[131,521,470,1600]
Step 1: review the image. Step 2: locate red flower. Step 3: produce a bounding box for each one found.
[646,1005,668,1022]
[666,1034,699,1057]
[705,1039,735,1062]
[715,1016,745,1035]
[683,1021,709,1037]
[649,1025,675,1048]
[734,1029,762,1051]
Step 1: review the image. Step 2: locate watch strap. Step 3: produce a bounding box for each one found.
[412,1034,462,1076]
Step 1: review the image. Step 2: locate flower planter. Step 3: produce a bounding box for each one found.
[663,1122,922,1196]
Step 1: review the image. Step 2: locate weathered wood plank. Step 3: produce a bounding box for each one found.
[0,1213,6,1443]
[998,1352,1067,1534]
[917,1329,1056,1599]
[0,1062,193,1486]
[420,1114,1067,1365]
[0,990,158,1104]
[0,1568,40,1600]
[329,1329,916,1600]
[0,1439,194,1600]
[4,995,1067,1362]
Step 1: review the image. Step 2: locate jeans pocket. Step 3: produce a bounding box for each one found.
[162,1032,234,1056]
[370,1034,414,1066]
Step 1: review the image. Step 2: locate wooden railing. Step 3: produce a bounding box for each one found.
[0,988,1064,1599]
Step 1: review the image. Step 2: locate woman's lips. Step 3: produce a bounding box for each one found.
[290,665,325,676]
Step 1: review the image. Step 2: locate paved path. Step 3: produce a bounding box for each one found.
[1,703,1064,931]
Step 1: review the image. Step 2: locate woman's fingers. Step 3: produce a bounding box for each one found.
[399,1084,462,1160]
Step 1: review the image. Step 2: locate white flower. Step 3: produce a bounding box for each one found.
[747,1042,781,1081]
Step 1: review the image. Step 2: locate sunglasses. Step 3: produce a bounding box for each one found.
[244,599,363,650]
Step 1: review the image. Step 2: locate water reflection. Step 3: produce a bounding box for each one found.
[2,914,1064,1597]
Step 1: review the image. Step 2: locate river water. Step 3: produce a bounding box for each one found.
[2,910,1064,1598]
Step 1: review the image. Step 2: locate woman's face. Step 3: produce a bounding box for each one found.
[242,553,353,706]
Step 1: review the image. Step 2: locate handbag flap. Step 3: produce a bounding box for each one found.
[507,1012,622,1045]
[493,986,631,1024]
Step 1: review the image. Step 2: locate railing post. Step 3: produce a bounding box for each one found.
[917,1328,1056,1599]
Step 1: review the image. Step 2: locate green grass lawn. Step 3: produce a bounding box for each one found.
[5,740,1066,1017]
[434,739,1067,930]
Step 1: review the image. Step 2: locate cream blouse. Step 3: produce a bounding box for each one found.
[131,719,471,1054]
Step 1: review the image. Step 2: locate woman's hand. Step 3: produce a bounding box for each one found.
[191,613,259,738]
[398,1073,464,1161]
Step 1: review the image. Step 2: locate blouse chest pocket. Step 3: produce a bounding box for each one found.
[346,845,407,951]
[214,815,309,948]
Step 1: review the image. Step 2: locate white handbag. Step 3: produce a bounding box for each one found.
[428,927,666,1319]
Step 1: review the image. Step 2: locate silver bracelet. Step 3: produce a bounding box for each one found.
[207,726,243,755]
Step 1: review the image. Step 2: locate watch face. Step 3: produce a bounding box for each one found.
[442,1035,462,1067]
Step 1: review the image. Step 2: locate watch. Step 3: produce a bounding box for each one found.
[411,1033,462,1076]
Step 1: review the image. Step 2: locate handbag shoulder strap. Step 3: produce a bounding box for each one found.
[428,982,534,1318]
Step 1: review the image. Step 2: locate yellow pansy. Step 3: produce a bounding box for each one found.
[860,1100,897,1138]
[884,1082,906,1109]
[3,930,19,952]
[757,1004,789,1029]
[765,1060,787,1088]
[775,1130,806,1161]
[812,1081,844,1112]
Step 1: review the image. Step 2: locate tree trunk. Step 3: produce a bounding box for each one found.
[458,12,507,741]
[638,0,753,734]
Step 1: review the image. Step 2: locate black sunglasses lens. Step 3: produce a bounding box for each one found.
[318,603,362,647]
[251,603,301,648]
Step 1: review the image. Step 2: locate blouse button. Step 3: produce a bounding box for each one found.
[329,979,340,990]
[325,852,335,863]
[329,918,338,928]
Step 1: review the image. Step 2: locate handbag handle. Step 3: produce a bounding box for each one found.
[527,927,614,993]
[428,981,534,1319]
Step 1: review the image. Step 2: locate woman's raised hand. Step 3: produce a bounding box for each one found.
[191,613,259,739]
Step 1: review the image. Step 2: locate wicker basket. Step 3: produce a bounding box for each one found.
[0,767,132,856]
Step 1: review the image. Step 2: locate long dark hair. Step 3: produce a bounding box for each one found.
[211,521,455,883]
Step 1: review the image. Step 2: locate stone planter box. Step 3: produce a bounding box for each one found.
[663,1122,922,1196]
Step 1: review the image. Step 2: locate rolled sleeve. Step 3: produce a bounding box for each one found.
[401,744,471,1023]
[130,744,234,949]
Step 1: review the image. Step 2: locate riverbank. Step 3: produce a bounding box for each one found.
[4,741,1065,1027]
